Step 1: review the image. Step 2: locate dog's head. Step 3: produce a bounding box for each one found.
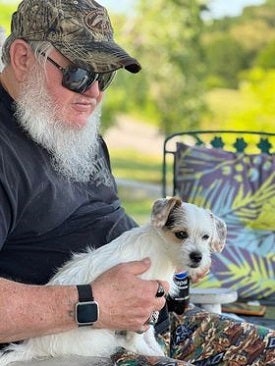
[151,197,226,272]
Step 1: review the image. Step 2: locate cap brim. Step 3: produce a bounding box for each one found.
[53,40,141,74]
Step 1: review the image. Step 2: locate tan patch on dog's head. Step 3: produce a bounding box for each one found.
[208,211,227,252]
[151,197,182,229]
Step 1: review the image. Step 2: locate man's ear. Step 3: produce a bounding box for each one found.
[9,39,35,82]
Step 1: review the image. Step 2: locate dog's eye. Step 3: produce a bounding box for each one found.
[202,234,210,240]
[175,231,188,240]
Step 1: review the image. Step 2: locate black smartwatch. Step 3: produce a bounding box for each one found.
[75,285,98,327]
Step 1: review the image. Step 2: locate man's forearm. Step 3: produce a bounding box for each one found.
[0,278,78,342]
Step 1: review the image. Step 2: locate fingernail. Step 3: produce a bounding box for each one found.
[143,257,151,265]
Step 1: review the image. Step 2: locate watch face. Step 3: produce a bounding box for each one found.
[76,301,98,325]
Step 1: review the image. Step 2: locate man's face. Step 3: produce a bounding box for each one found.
[42,49,104,129]
[14,49,111,184]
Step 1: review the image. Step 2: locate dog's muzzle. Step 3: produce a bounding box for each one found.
[190,251,203,267]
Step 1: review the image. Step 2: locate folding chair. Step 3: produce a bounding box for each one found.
[162,130,275,320]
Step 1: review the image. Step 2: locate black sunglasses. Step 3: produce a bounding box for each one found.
[41,53,116,93]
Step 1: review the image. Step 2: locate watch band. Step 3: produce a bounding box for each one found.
[76,284,94,302]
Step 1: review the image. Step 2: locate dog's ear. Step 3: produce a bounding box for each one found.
[151,197,182,228]
[209,212,227,252]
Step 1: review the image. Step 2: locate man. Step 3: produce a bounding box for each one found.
[0,0,274,365]
[0,0,167,343]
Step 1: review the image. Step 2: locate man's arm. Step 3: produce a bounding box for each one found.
[0,277,78,342]
[0,259,167,343]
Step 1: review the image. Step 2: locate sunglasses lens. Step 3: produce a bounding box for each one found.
[62,66,116,93]
[98,71,117,91]
[62,67,97,93]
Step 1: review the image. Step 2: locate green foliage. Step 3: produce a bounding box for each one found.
[203,35,248,89]
[202,1,275,89]
[243,1,275,28]
[103,0,208,135]
[204,68,275,132]
[227,67,275,131]
[104,0,275,134]
[255,40,275,69]
[0,2,18,34]
[134,0,207,135]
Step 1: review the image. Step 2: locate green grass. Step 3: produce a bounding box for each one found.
[109,148,163,224]
[110,149,162,183]
[118,187,154,225]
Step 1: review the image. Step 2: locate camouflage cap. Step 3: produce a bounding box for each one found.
[9,0,141,73]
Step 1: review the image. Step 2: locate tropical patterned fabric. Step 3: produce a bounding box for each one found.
[110,306,275,366]
[174,143,275,301]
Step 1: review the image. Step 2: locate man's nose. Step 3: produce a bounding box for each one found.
[83,80,101,97]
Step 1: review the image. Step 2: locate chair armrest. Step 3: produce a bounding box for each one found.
[190,288,238,314]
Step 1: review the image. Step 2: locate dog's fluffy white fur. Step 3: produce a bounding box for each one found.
[0,197,226,365]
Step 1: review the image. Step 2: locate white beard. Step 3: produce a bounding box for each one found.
[14,65,112,185]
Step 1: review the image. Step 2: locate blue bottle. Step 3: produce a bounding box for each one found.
[167,271,190,315]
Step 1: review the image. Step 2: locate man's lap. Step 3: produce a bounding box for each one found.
[160,305,275,365]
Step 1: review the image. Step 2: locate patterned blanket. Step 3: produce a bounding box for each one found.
[112,305,275,366]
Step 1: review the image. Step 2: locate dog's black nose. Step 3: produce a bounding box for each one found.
[190,251,202,263]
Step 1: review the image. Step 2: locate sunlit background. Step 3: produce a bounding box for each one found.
[0,0,274,222]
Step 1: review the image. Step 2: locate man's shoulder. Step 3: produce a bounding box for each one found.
[0,111,37,168]
[0,97,24,146]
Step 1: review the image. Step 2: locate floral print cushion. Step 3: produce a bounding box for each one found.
[175,143,275,300]
[110,306,275,365]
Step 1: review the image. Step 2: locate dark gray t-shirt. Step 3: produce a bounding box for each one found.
[0,85,137,284]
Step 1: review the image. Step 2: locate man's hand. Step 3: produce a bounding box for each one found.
[91,258,169,333]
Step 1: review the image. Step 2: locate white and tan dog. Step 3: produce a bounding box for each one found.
[0,197,226,365]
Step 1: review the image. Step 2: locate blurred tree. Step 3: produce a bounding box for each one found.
[230,20,275,61]
[226,67,275,132]
[203,35,248,89]
[255,40,275,69]
[133,0,208,135]
[104,0,208,135]
[202,1,275,89]
[242,1,275,28]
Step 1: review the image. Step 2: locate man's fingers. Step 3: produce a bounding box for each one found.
[124,258,151,275]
